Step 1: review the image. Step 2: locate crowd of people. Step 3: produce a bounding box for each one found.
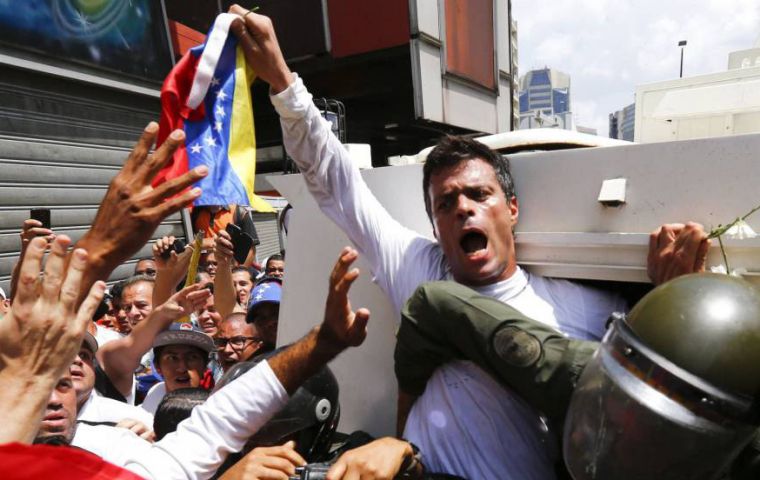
[1,5,758,480]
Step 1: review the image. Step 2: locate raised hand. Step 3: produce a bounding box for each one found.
[215,229,234,266]
[319,247,370,351]
[75,122,208,300]
[0,235,105,443]
[152,235,196,307]
[19,219,55,251]
[153,235,194,273]
[151,283,211,326]
[228,5,294,94]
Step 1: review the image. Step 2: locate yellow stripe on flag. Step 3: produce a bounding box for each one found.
[229,45,274,213]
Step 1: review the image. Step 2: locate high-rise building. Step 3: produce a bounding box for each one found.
[609,103,635,141]
[510,19,520,130]
[518,67,572,129]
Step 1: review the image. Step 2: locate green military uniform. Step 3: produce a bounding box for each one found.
[394,280,598,428]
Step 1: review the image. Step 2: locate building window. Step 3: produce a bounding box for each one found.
[443,0,495,90]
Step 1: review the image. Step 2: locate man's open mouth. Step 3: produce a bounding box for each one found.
[174,375,191,385]
[460,231,488,255]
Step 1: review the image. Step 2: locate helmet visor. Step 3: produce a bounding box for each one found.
[563,320,757,480]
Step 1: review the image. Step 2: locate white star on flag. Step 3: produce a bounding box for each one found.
[216,105,226,118]
[210,77,220,87]
[214,121,223,132]
[205,136,217,147]
[216,90,228,100]
[189,144,202,154]
[255,293,264,301]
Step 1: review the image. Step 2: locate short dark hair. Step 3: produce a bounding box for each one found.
[153,388,210,440]
[422,135,516,222]
[231,266,252,280]
[266,254,284,268]
[110,280,125,307]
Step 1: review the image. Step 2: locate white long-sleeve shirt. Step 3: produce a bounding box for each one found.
[272,75,626,479]
[113,360,288,480]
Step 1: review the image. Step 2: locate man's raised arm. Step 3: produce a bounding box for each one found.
[227,6,436,309]
[123,247,370,480]
[73,123,208,303]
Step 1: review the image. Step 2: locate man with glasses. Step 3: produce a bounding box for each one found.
[215,313,264,374]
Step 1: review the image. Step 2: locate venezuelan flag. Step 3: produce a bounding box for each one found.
[154,13,273,212]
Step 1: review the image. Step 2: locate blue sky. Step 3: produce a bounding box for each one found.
[513,0,760,136]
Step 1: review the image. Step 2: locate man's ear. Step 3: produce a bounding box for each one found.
[509,196,519,228]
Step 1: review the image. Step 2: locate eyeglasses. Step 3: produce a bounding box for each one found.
[136,268,157,277]
[214,336,261,349]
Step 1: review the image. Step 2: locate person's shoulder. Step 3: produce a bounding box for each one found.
[139,382,166,416]
[95,324,122,346]
[75,423,145,447]
[93,394,154,421]
[144,381,166,400]
[74,424,152,466]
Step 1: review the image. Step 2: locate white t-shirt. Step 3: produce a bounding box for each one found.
[79,390,154,427]
[140,381,167,416]
[72,423,153,467]
[272,78,627,480]
[124,360,288,479]
[403,269,625,479]
[73,361,287,480]
[94,324,122,348]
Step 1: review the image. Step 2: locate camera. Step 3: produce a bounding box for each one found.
[289,462,331,480]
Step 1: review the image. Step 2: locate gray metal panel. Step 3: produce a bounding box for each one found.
[0,59,187,295]
[252,212,282,261]
[0,136,187,294]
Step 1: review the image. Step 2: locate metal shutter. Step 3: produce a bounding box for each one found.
[0,60,190,295]
[0,136,187,294]
[251,212,281,261]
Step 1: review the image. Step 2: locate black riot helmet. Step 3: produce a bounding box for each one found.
[563,273,760,480]
[213,349,340,460]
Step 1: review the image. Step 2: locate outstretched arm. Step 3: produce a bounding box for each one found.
[269,247,369,394]
[9,219,55,303]
[229,6,436,310]
[152,235,195,308]
[213,229,239,320]
[100,284,211,397]
[395,281,598,429]
[0,236,104,443]
[124,247,370,479]
[74,123,208,304]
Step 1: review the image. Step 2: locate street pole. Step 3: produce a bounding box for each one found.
[678,40,687,78]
